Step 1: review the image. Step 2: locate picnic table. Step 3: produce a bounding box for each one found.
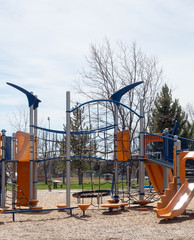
[52,180,62,189]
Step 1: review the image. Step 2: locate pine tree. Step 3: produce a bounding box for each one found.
[59,103,96,185]
[150,84,190,137]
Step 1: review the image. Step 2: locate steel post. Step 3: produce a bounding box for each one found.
[33,99,38,204]
[163,128,169,190]
[114,104,119,198]
[1,129,6,208]
[139,99,145,201]
[66,91,71,208]
[12,133,16,209]
[176,139,181,190]
[29,100,34,204]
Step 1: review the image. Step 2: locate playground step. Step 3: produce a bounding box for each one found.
[163,188,171,196]
[107,199,116,204]
[29,199,39,207]
[158,190,177,209]
[157,178,177,210]
[168,181,177,190]
[78,204,90,216]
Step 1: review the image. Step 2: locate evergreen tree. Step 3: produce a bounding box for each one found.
[59,103,96,185]
[150,84,190,137]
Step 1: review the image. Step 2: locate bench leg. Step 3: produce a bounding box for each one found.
[109,208,113,213]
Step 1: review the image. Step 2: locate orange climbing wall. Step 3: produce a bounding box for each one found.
[16,131,32,206]
[117,130,130,161]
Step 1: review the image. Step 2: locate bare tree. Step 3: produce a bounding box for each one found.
[75,39,163,145]
[8,105,29,132]
[186,103,194,124]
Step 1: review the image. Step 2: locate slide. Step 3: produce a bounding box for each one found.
[144,161,173,194]
[157,181,194,220]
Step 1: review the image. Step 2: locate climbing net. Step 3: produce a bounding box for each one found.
[32,99,135,204]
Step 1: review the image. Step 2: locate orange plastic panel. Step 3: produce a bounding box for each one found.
[179,151,194,184]
[144,134,173,194]
[17,162,31,206]
[16,131,30,162]
[117,130,130,161]
[144,134,163,152]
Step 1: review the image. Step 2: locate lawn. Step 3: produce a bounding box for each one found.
[37,178,150,190]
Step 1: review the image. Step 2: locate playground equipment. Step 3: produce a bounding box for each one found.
[1,81,194,222]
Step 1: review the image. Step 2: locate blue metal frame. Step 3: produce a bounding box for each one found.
[31,124,115,135]
[110,81,143,103]
[6,82,41,109]
[3,206,78,222]
[71,99,143,119]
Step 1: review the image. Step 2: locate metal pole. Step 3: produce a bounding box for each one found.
[127,164,130,195]
[33,99,38,204]
[29,95,34,204]
[12,133,16,209]
[1,129,6,208]
[176,139,181,190]
[139,99,145,201]
[173,135,178,177]
[66,91,71,208]
[48,117,51,179]
[163,128,169,190]
[114,104,119,199]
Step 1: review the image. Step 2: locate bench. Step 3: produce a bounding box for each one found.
[101,202,129,212]
[101,203,121,212]
[119,202,129,210]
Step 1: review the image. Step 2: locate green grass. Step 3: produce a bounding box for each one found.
[37,179,150,191]
[37,180,113,190]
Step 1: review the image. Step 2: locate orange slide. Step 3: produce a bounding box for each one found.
[144,162,173,194]
[157,181,194,220]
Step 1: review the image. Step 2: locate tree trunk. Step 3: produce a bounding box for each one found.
[78,168,83,185]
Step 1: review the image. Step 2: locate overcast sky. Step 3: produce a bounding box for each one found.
[1,0,194,135]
